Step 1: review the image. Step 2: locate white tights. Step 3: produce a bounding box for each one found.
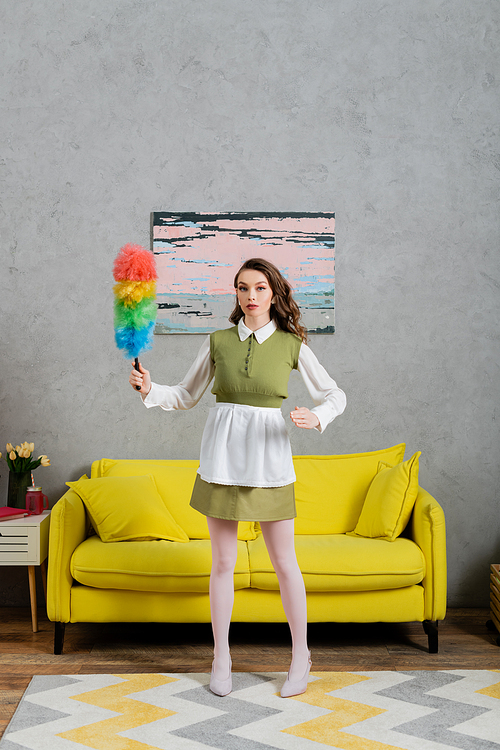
[207,516,309,681]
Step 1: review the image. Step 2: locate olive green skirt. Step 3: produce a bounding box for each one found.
[189,474,296,522]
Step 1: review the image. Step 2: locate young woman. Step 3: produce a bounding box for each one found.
[129,258,346,698]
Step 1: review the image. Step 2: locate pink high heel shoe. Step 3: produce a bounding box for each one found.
[209,657,232,696]
[280,651,312,698]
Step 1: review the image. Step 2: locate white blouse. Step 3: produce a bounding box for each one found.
[143,319,346,487]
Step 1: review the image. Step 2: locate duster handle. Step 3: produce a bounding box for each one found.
[134,358,141,391]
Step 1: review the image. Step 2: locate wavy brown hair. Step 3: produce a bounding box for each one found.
[229,258,308,343]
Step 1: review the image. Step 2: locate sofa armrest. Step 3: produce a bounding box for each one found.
[47,489,88,623]
[410,487,447,621]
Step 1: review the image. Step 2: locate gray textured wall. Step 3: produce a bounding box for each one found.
[1,0,498,608]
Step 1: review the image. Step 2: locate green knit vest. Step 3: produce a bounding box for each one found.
[210,326,302,407]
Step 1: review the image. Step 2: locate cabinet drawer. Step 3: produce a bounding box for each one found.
[0,526,29,538]
[0,527,38,563]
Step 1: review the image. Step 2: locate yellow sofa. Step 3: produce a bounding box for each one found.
[47,444,447,655]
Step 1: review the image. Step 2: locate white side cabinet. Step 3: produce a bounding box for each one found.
[0,510,50,632]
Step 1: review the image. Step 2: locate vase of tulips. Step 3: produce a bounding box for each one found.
[2,443,51,510]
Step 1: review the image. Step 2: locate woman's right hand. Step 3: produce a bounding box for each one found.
[129,361,152,395]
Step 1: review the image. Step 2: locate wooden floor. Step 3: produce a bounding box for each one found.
[1,607,499,739]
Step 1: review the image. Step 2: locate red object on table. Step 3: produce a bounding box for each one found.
[0,506,29,521]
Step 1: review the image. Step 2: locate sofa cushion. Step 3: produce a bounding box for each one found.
[293,444,406,535]
[71,535,251,592]
[248,533,425,592]
[92,459,258,541]
[66,475,189,543]
[349,452,421,541]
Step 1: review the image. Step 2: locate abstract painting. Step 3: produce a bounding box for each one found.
[152,212,335,334]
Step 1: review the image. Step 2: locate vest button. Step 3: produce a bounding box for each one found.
[245,367,248,370]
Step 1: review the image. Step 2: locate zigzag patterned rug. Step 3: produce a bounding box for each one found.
[1,671,499,749]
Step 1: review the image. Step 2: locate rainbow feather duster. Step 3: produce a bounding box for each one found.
[113,244,157,383]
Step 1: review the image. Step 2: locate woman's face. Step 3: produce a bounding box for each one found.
[236,269,274,327]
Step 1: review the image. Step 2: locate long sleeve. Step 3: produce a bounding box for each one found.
[297,343,347,433]
[142,335,214,411]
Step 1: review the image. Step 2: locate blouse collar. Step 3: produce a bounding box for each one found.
[238,317,277,344]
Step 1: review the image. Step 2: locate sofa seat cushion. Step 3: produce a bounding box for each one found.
[70,536,250,593]
[248,533,425,592]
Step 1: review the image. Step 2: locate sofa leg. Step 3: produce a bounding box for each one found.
[54,622,66,655]
[423,620,438,653]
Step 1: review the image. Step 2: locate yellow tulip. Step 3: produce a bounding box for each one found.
[6,443,14,453]
[15,446,21,454]
[9,451,16,461]
[29,443,35,452]
[39,455,51,467]
[19,448,28,458]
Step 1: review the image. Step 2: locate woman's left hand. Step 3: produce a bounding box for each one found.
[290,406,320,430]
